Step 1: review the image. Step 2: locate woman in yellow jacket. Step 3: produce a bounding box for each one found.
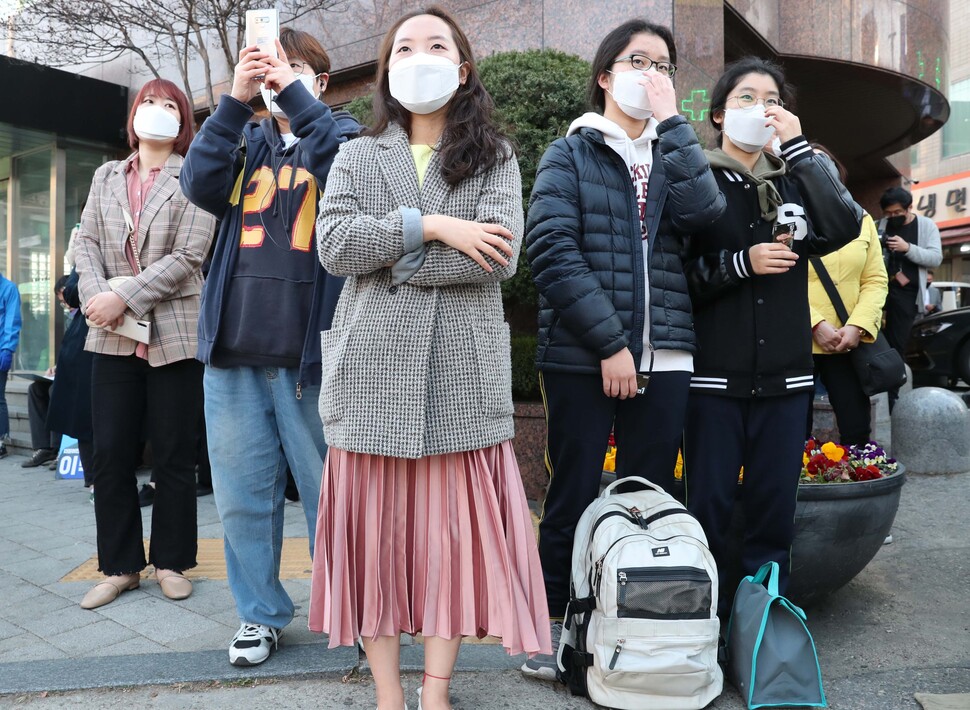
[807,142,888,445]
[808,149,888,445]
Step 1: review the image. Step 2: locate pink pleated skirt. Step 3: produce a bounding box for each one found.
[308,441,552,658]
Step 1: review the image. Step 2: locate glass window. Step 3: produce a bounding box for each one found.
[13,148,53,371]
[943,78,970,158]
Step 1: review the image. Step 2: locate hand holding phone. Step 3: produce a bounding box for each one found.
[231,45,271,103]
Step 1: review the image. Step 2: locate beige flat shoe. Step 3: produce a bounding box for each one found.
[156,571,192,600]
[80,575,140,609]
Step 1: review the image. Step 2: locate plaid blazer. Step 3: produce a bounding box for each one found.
[317,123,523,458]
[75,153,216,367]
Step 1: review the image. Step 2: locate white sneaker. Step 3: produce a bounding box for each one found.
[229,622,281,666]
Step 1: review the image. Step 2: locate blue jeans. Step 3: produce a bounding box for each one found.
[204,365,327,629]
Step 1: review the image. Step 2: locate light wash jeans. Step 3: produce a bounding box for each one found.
[204,365,326,629]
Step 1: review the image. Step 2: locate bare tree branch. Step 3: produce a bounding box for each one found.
[12,0,340,112]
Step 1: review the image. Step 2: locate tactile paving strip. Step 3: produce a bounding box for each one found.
[61,514,542,584]
[60,538,313,582]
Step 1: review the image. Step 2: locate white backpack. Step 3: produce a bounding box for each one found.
[558,477,723,709]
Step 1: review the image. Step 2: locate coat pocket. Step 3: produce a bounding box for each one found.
[471,320,514,419]
[319,326,350,423]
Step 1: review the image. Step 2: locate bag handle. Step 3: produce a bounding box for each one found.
[602,476,667,497]
[751,560,781,597]
[810,257,850,326]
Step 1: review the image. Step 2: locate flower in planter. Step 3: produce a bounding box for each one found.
[603,432,617,473]
[800,438,899,484]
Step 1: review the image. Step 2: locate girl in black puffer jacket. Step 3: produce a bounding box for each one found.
[523,18,725,677]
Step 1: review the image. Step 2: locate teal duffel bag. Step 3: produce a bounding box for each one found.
[726,561,826,709]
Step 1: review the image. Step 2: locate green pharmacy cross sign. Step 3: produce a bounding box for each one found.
[681,89,710,122]
[916,50,943,89]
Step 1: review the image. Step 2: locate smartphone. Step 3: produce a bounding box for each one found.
[773,221,795,249]
[246,8,279,59]
[636,373,650,395]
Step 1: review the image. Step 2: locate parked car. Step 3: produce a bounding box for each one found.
[907,304,970,387]
[929,281,970,312]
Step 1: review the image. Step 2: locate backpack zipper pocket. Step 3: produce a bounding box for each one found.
[617,566,712,620]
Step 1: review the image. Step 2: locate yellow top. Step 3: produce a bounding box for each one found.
[410,144,434,188]
[807,213,889,354]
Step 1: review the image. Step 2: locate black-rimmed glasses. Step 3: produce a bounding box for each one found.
[613,54,676,78]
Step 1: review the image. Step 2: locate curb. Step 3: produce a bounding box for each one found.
[0,640,526,694]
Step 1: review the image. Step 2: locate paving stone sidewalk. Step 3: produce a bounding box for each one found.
[1,450,968,709]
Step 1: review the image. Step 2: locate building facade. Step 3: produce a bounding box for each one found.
[905,0,968,279]
[0,56,127,370]
[0,0,953,369]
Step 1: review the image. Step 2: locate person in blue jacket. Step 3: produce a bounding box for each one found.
[0,271,21,457]
[179,27,361,667]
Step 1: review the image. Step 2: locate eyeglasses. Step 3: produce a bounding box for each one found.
[288,60,313,75]
[612,54,676,78]
[727,94,785,110]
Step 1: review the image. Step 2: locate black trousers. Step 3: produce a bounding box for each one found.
[91,354,203,575]
[684,392,809,618]
[78,438,94,488]
[884,284,918,409]
[27,379,60,451]
[811,354,872,446]
[537,369,691,617]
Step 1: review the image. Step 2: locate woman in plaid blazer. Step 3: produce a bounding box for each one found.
[74,79,216,610]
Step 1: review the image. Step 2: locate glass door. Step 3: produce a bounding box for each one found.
[12,147,53,371]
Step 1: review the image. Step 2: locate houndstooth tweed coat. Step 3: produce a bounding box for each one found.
[316,123,523,459]
[75,153,216,367]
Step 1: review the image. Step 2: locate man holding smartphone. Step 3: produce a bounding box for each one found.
[876,186,941,410]
[180,28,361,667]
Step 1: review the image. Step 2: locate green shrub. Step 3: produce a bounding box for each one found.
[511,334,541,401]
[343,94,374,127]
[479,49,591,311]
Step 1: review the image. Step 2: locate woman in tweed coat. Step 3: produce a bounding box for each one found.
[74,79,216,610]
[309,8,550,710]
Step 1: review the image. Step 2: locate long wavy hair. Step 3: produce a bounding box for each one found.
[367,5,511,186]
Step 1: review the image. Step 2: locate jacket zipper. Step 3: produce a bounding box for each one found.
[595,139,648,367]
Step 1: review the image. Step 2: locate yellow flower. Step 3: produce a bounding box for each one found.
[603,447,616,473]
[821,441,844,462]
[803,452,809,466]
[675,451,683,480]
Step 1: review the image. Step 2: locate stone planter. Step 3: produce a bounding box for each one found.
[513,401,547,502]
[605,467,906,608]
[787,467,906,606]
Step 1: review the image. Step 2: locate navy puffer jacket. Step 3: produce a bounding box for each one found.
[526,115,725,374]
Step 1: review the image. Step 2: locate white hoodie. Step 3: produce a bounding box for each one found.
[566,112,692,373]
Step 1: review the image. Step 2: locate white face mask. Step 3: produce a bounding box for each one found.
[607,70,653,120]
[261,73,319,117]
[133,104,180,142]
[388,52,460,114]
[722,106,776,153]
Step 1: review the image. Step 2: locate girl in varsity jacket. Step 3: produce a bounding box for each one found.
[682,57,862,617]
